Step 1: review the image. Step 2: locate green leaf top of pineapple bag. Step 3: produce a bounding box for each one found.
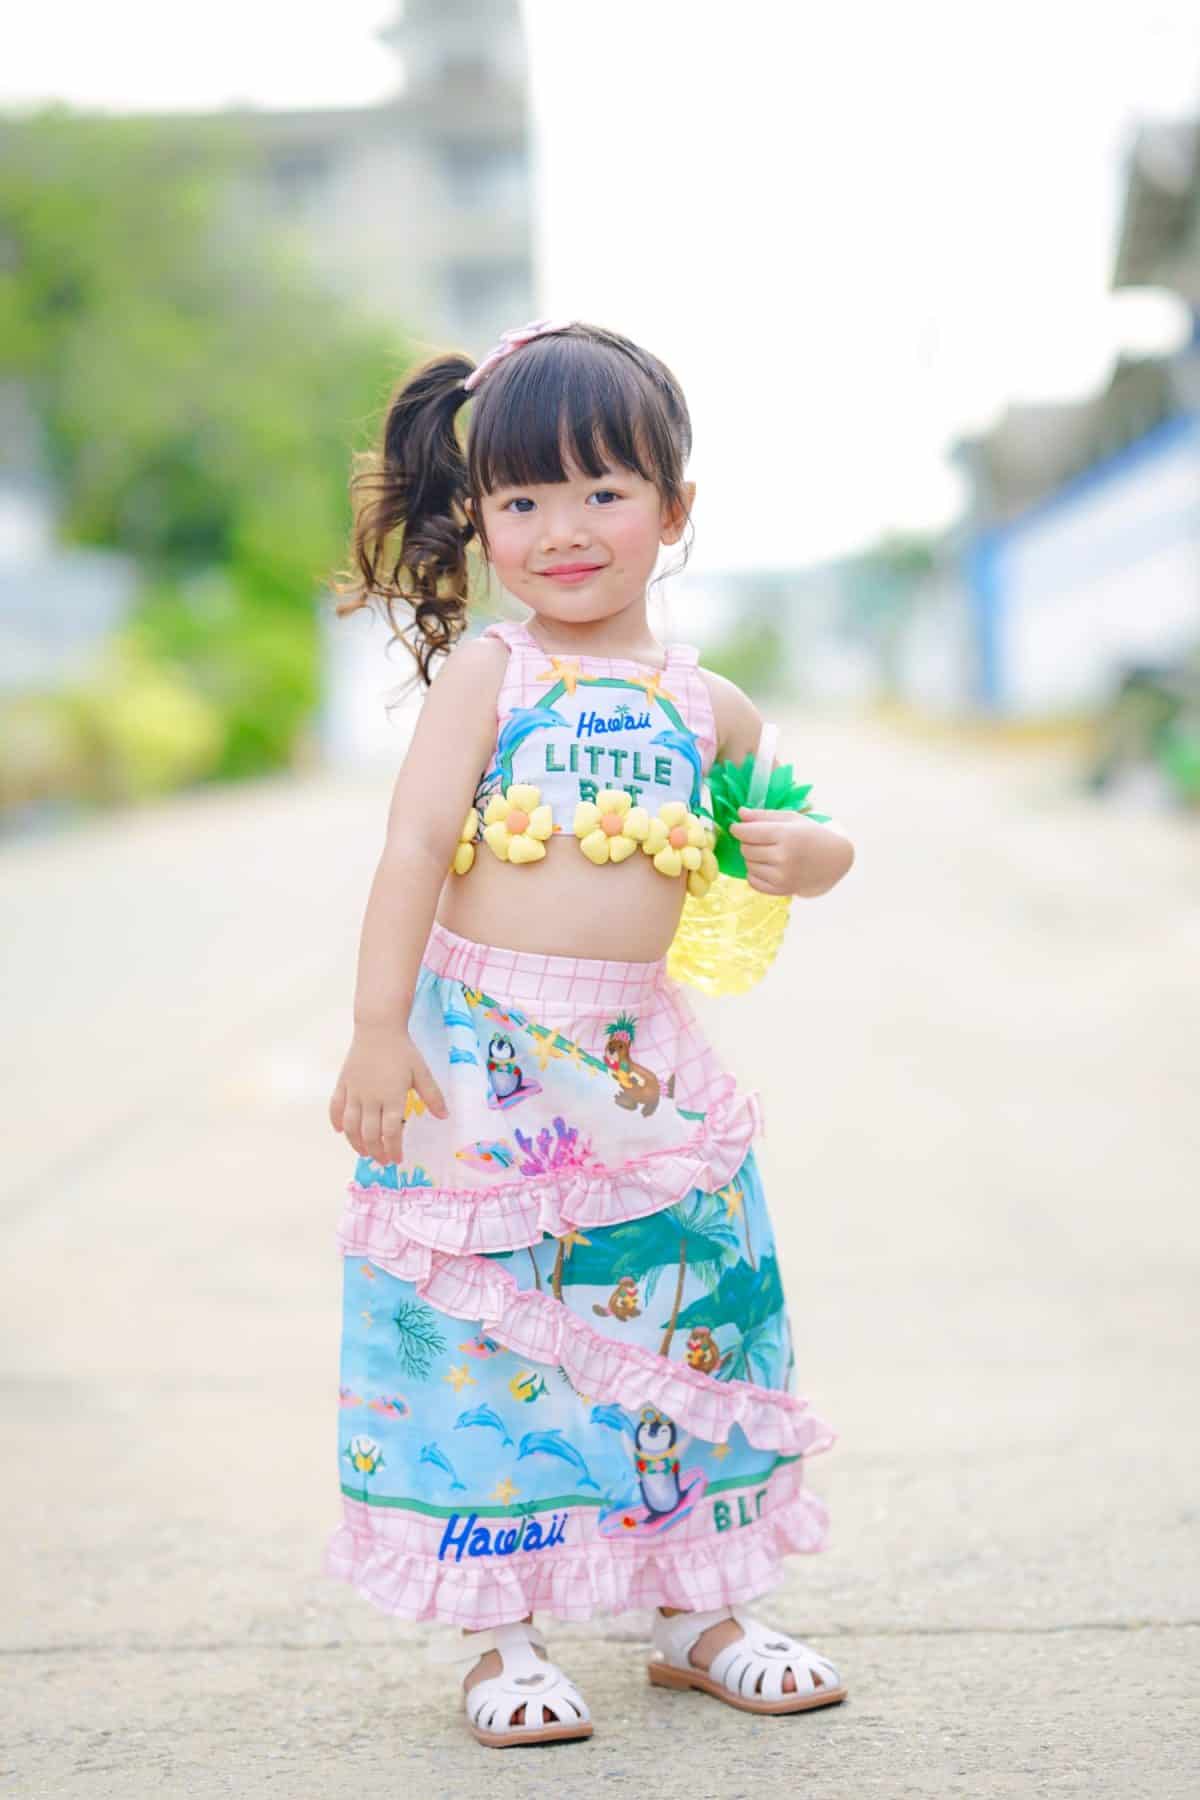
[705,744,831,881]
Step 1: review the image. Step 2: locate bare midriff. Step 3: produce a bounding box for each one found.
[434,834,688,963]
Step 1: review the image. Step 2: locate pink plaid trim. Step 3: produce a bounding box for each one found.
[332,1228,835,1461]
[422,917,666,1014]
[421,921,738,1117]
[324,1458,829,1627]
[480,617,719,773]
[343,1084,762,1255]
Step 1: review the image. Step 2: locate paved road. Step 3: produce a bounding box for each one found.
[3,717,1198,1797]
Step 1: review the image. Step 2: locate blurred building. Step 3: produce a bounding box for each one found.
[942,115,1200,719]
[161,0,534,349]
[211,0,536,763]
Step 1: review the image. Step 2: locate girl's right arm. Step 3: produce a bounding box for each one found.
[328,634,508,1166]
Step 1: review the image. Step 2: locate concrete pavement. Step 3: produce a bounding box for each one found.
[2,715,1198,1797]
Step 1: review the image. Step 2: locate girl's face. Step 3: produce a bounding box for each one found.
[471,458,693,628]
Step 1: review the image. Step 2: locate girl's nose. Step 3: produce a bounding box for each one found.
[538,511,591,551]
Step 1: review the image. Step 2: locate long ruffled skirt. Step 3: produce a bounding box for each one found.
[324,921,835,1628]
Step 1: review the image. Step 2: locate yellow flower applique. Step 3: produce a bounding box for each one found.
[482,783,554,864]
[642,801,718,892]
[573,788,653,865]
[451,807,480,875]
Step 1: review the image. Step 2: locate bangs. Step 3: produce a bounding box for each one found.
[467,335,677,496]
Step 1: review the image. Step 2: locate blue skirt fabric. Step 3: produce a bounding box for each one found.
[324,924,835,1627]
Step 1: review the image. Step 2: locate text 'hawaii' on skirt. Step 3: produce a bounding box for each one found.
[324,919,835,1628]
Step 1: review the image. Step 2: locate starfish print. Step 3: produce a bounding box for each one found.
[359,1309,374,1329]
[491,1475,520,1504]
[709,1441,732,1460]
[529,1032,565,1072]
[404,1088,426,1120]
[561,1039,587,1071]
[717,1181,744,1219]
[534,656,583,695]
[443,1363,477,1393]
[630,669,678,706]
[359,1264,377,1280]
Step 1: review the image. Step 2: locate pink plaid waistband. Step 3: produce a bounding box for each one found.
[421,920,668,1013]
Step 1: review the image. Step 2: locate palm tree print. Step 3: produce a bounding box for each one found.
[671,1253,789,1386]
[555,1192,739,1358]
[550,1227,592,1301]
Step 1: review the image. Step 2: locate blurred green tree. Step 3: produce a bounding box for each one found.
[0,106,406,784]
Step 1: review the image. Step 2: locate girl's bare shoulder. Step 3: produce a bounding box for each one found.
[419,631,510,721]
[697,665,764,763]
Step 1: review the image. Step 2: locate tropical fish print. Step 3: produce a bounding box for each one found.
[455,1139,517,1173]
[338,1387,363,1410]
[459,1331,504,1359]
[367,1394,410,1419]
[508,1370,548,1405]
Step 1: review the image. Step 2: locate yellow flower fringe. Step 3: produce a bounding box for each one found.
[450,808,479,875]
[574,792,718,894]
[482,783,554,865]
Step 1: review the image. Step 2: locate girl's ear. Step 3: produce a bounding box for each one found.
[660,481,696,546]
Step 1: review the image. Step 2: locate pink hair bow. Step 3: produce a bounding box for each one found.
[461,317,573,392]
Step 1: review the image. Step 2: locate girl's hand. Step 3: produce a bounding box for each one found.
[728,808,855,898]
[328,1024,448,1165]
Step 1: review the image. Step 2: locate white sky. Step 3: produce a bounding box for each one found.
[6,1,1200,569]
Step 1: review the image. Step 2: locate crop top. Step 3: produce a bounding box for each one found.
[449,617,722,896]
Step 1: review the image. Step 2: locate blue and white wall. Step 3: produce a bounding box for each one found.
[965,413,1200,716]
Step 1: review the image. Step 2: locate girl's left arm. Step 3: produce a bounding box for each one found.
[699,667,855,900]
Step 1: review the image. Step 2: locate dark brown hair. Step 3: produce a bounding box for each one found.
[332,322,694,684]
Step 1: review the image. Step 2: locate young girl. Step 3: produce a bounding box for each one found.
[325,318,855,1749]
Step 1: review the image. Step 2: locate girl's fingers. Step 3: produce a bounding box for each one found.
[740,846,779,871]
[730,818,783,843]
[746,869,786,895]
[360,1103,385,1163]
[341,1098,363,1157]
[411,1052,449,1120]
[329,1081,346,1132]
[380,1108,406,1165]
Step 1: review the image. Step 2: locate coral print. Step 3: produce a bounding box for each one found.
[513,1116,598,1176]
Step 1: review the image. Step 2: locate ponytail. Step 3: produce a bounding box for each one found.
[334,351,476,685]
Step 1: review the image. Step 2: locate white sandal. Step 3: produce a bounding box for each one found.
[648,1605,846,1715]
[428,1617,593,1748]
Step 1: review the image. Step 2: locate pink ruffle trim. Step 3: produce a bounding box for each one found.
[343,1087,764,1257]
[333,1228,835,1460]
[324,1470,829,1626]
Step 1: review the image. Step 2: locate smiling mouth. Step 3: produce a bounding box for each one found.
[540,564,605,576]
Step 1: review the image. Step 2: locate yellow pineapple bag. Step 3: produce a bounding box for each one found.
[667,723,831,996]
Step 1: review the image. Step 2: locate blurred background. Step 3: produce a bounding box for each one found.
[4,0,1200,803]
[3,5,1199,1796]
